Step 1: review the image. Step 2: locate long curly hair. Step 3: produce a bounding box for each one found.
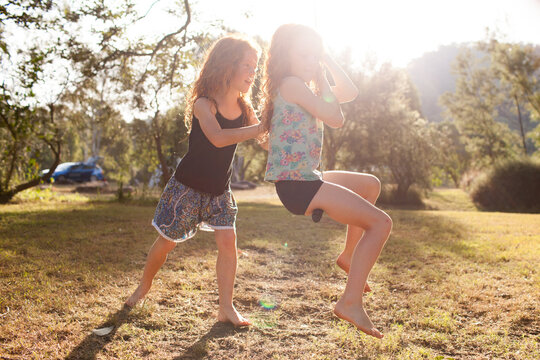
[259,24,323,134]
[184,35,261,132]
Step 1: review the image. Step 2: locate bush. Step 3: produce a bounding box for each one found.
[378,184,425,208]
[469,159,540,213]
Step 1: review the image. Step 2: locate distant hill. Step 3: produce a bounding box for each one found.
[406,43,539,153]
[407,43,540,131]
[406,44,470,123]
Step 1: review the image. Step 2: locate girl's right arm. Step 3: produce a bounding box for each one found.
[280,54,358,129]
[194,98,263,148]
[280,75,344,128]
[323,54,358,103]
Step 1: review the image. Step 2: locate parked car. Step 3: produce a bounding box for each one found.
[41,161,105,183]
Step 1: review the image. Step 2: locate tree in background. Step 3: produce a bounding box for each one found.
[0,1,62,203]
[326,62,437,202]
[0,1,201,202]
[61,0,198,188]
[432,121,470,187]
[479,39,540,155]
[129,106,189,189]
[441,48,519,168]
[100,111,132,200]
[0,92,62,203]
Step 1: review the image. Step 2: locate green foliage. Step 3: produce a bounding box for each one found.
[100,113,131,185]
[441,48,520,168]
[324,61,438,202]
[234,140,267,181]
[0,87,62,203]
[0,1,53,33]
[479,39,540,155]
[1,0,203,201]
[469,158,540,213]
[441,40,540,171]
[432,121,470,186]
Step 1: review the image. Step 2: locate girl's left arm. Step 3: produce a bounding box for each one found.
[323,54,358,103]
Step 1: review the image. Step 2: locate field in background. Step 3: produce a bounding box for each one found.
[1,186,539,359]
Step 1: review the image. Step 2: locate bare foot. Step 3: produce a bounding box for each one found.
[336,255,372,293]
[334,299,383,339]
[125,284,150,307]
[217,306,251,327]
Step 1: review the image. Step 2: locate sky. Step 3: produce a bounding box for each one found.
[134,0,540,67]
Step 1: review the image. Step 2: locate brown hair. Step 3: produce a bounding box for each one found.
[259,24,323,135]
[184,35,261,131]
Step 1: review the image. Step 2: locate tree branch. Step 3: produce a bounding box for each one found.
[136,0,191,86]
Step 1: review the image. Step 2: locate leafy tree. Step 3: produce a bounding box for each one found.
[0,89,61,202]
[441,48,519,168]
[432,121,470,187]
[129,118,158,186]
[479,39,540,155]
[60,0,198,187]
[0,0,62,203]
[323,60,437,202]
[129,106,189,188]
[0,0,200,202]
[100,113,131,199]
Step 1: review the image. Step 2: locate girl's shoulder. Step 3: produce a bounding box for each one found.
[279,76,308,97]
[193,97,217,115]
[278,76,315,106]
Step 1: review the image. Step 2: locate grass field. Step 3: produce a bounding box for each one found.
[0,186,539,359]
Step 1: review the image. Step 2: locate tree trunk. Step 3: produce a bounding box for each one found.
[232,156,245,182]
[450,172,460,188]
[514,95,527,155]
[0,140,61,204]
[323,130,337,171]
[395,182,410,203]
[117,181,124,201]
[151,112,170,188]
[0,104,61,204]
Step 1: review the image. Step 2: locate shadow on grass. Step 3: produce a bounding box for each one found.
[65,305,133,360]
[377,210,480,268]
[0,201,215,274]
[239,202,481,271]
[0,203,155,272]
[173,322,248,360]
[239,202,482,272]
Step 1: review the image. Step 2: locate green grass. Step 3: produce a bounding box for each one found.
[424,188,478,211]
[1,187,539,359]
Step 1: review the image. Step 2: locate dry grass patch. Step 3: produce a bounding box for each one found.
[0,187,539,359]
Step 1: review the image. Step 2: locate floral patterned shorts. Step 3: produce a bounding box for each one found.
[152,177,237,243]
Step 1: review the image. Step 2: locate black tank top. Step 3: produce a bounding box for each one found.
[174,111,245,195]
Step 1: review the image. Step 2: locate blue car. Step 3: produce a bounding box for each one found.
[42,161,105,183]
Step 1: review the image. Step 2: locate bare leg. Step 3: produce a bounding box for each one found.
[214,228,250,327]
[323,171,381,293]
[125,235,177,307]
[306,182,392,338]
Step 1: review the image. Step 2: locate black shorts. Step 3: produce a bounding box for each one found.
[275,180,324,215]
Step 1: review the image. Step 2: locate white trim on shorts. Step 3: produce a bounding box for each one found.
[206,224,235,230]
[151,220,234,242]
[152,219,196,243]
[199,222,235,232]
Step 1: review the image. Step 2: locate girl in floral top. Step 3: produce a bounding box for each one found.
[260,24,392,339]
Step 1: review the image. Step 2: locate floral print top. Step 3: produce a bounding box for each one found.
[264,93,324,182]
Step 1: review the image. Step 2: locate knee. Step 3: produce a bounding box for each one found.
[157,236,176,252]
[216,231,237,253]
[374,211,392,235]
